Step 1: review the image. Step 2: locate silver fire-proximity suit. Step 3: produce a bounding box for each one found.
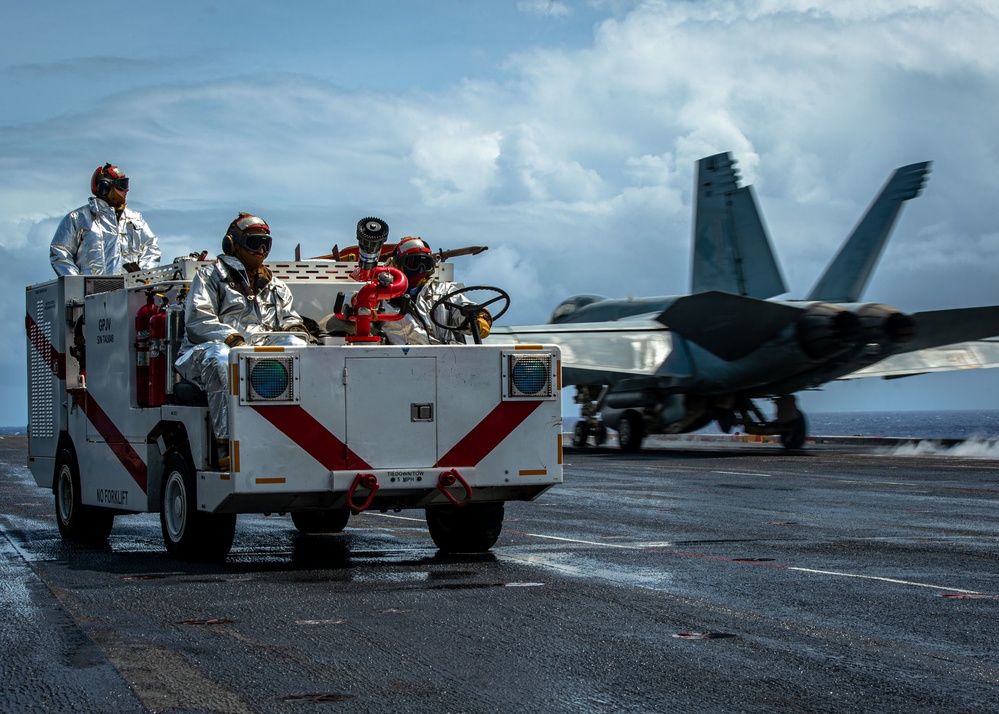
[50,197,160,276]
[379,279,484,345]
[175,255,306,440]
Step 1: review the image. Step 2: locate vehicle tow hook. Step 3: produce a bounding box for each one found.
[347,473,380,514]
[437,468,472,506]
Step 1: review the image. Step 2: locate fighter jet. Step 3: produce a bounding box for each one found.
[489,152,999,450]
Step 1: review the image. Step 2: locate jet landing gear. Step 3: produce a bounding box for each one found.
[572,420,608,448]
[572,386,608,448]
[724,395,808,450]
[776,395,807,450]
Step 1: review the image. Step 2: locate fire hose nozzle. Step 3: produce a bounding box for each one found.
[354,217,390,276]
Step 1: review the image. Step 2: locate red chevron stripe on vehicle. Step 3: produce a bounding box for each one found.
[251,404,372,471]
[67,388,148,493]
[435,400,544,467]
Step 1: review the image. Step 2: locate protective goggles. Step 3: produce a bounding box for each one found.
[399,252,435,273]
[108,176,129,191]
[237,232,272,252]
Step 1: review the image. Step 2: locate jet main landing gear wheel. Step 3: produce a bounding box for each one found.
[780,413,808,450]
[617,411,645,452]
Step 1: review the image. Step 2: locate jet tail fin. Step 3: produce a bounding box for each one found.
[691,152,787,299]
[807,161,931,302]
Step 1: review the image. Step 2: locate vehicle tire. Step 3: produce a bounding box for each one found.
[617,411,644,452]
[291,509,350,534]
[780,413,808,450]
[572,420,590,447]
[160,451,236,562]
[54,447,114,543]
[426,503,504,553]
[593,423,608,447]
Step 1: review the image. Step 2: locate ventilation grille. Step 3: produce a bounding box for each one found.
[28,301,55,437]
[84,276,125,295]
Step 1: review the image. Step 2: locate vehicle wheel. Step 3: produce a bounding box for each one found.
[617,411,644,452]
[593,423,608,447]
[572,420,590,447]
[160,451,236,562]
[780,413,808,450]
[54,447,114,543]
[291,509,350,534]
[426,503,504,553]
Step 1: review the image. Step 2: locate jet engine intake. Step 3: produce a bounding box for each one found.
[796,303,860,360]
[855,303,916,348]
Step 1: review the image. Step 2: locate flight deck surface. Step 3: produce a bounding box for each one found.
[2,434,997,712]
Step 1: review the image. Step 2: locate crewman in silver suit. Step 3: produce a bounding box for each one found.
[49,163,160,276]
[378,236,492,345]
[175,213,306,469]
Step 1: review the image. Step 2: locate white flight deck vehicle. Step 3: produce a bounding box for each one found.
[25,218,562,561]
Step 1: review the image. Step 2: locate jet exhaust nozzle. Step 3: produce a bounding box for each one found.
[796,303,860,360]
[855,303,916,348]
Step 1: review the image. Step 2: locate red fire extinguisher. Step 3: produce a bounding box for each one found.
[135,292,159,407]
[148,296,167,407]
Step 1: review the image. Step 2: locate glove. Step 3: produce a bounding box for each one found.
[475,311,492,338]
[224,333,246,348]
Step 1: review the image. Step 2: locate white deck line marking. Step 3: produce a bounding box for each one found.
[713,470,773,477]
[509,531,986,595]
[783,566,982,594]
[369,513,986,595]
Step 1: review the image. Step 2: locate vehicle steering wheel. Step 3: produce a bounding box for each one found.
[428,285,510,344]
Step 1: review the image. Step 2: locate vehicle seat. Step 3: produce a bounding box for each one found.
[172,380,208,406]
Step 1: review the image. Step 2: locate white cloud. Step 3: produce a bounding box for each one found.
[409,120,503,206]
[517,0,573,18]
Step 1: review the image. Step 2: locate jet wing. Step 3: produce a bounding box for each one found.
[655,291,802,361]
[841,338,999,380]
[486,320,673,385]
[840,306,999,379]
[904,306,999,351]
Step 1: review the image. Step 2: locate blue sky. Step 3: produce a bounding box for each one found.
[4,0,999,425]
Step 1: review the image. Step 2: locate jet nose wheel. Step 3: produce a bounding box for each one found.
[429,285,510,344]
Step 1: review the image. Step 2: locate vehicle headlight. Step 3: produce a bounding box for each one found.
[243,354,299,403]
[504,351,556,399]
